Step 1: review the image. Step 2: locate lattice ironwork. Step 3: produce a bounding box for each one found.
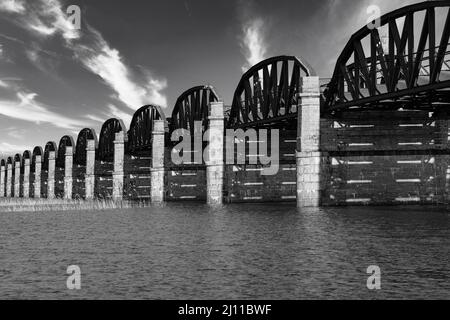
[170,85,219,134]
[128,105,165,156]
[98,118,126,162]
[75,128,97,166]
[56,135,75,168]
[324,1,450,114]
[228,55,313,129]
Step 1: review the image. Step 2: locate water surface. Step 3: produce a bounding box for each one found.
[0,203,448,299]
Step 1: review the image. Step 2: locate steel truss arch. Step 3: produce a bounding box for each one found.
[171,86,219,135]
[128,105,166,156]
[43,141,57,171]
[57,135,75,168]
[228,55,313,129]
[98,118,126,162]
[75,128,98,165]
[324,1,450,114]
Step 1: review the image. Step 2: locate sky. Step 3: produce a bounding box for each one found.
[0,0,428,155]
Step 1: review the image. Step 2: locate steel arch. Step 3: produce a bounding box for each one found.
[98,118,126,162]
[128,105,166,156]
[43,141,57,171]
[56,135,75,168]
[228,55,313,129]
[75,128,98,165]
[324,1,450,114]
[170,85,219,135]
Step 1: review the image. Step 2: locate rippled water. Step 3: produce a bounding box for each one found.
[0,203,449,299]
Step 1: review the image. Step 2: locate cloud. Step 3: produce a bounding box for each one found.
[22,0,80,40]
[85,114,105,124]
[106,104,132,127]
[0,142,30,154]
[240,18,267,72]
[0,79,9,88]
[74,32,168,109]
[0,0,25,13]
[7,0,167,109]
[0,91,87,130]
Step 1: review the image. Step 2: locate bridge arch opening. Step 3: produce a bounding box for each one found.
[170,85,219,136]
[228,55,314,129]
[324,1,450,115]
[75,128,98,166]
[98,118,126,162]
[57,135,75,168]
[128,105,166,156]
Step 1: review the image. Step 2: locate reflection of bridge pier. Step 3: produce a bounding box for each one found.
[1,1,450,208]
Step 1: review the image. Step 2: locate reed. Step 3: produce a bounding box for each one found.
[0,198,150,212]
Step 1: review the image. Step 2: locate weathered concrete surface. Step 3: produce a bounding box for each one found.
[151,120,165,204]
[47,151,56,199]
[297,76,322,207]
[23,158,30,198]
[113,131,125,201]
[85,140,96,200]
[6,163,12,197]
[13,161,21,198]
[0,164,5,197]
[206,101,225,205]
[64,146,73,199]
[34,155,42,198]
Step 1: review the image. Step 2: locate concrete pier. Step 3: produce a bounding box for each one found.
[6,162,12,197]
[151,120,165,204]
[34,155,42,198]
[64,146,73,199]
[206,101,225,205]
[47,151,56,199]
[23,158,30,198]
[14,161,20,198]
[296,76,322,207]
[113,131,125,201]
[85,140,95,200]
[0,163,5,197]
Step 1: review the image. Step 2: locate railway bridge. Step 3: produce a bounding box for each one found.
[1,1,450,206]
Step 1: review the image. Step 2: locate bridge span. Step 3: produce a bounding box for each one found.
[1,1,450,207]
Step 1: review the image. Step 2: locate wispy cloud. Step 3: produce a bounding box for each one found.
[74,30,168,109]
[0,0,25,13]
[0,142,30,154]
[6,0,168,109]
[0,91,87,130]
[240,18,267,72]
[106,104,132,127]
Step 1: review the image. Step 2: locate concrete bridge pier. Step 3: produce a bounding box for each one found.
[64,146,73,199]
[0,163,5,197]
[6,162,12,197]
[151,119,166,204]
[23,158,30,198]
[206,101,225,205]
[14,161,20,198]
[34,155,42,198]
[113,131,125,201]
[296,76,323,207]
[47,151,56,199]
[85,140,96,200]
